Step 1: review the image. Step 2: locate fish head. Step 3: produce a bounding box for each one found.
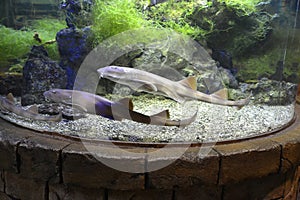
[97,66,128,81]
[43,89,72,103]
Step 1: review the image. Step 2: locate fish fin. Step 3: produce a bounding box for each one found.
[177,76,197,90]
[113,115,123,121]
[61,100,88,113]
[131,79,157,92]
[297,96,300,104]
[27,105,39,113]
[150,109,170,119]
[61,100,72,106]
[117,98,134,110]
[164,90,186,103]
[175,111,198,128]
[211,88,228,100]
[235,94,252,109]
[71,104,88,113]
[6,93,15,103]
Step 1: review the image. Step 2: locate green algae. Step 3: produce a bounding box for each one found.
[235,28,300,81]
[0,19,65,69]
[91,0,148,43]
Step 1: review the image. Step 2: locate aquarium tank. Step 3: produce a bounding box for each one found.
[0,0,299,143]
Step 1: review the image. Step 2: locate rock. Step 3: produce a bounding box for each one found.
[192,1,274,57]
[21,46,67,106]
[217,67,239,89]
[112,49,143,67]
[56,27,92,89]
[212,49,233,70]
[106,44,239,95]
[131,49,167,69]
[241,78,297,105]
[0,73,23,96]
[196,71,225,93]
[61,106,86,121]
[270,61,284,81]
[286,73,299,84]
[38,103,61,115]
[38,104,86,121]
[132,49,189,72]
[60,0,93,29]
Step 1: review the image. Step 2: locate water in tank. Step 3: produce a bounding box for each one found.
[0,0,299,143]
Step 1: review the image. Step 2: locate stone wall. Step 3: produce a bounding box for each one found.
[0,106,300,199]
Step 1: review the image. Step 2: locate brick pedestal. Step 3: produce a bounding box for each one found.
[0,106,300,200]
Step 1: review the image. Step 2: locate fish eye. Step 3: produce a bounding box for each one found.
[114,67,124,72]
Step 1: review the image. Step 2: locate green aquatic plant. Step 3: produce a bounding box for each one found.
[30,19,66,60]
[140,0,210,40]
[0,19,65,68]
[92,0,148,43]
[218,0,262,16]
[91,0,211,44]
[91,0,262,45]
[234,27,300,81]
[0,25,34,67]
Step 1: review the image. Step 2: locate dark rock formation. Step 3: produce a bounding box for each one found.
[192,1,275,57]
[21,45,67,106]
[59,0,92,29]
[56,27,92,89]
[212,49,234,72]
[239,78,297,105]
[0,74,23,96]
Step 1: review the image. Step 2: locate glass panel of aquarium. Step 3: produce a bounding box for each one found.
[0,0,299,143]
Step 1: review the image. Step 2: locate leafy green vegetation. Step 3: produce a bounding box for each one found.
[90,0,264,44]
[0,25,33,67]
[219,0,262,16]
[91,0,213,43]
[142,0,209,39]
[90,0,285,81]
[92,0,148,43]
[30,19,66,59]
[0,19,65,69]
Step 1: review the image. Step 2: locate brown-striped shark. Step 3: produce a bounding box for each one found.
[0,93,62,122]
[43,89,197,127]
[97,66,250,107]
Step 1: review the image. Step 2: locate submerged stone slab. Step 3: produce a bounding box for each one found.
[283,167,300,199]
[49,183,104,200]
[107,189,173,200]
[4,172,46,200]
[147,145,219,189]
[18,135,70,182]
[271,129,300,173]
[0,192,11,200]
[0,171,4,193]
[0,118,34,171]
[0,136,16,172]
[0,105,299,199]
[62,143,146,190]
[222,173,286,200]
[174,185,222,200]
[214,139,281,185]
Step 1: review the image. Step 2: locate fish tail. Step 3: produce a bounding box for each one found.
[165,111,197,127]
